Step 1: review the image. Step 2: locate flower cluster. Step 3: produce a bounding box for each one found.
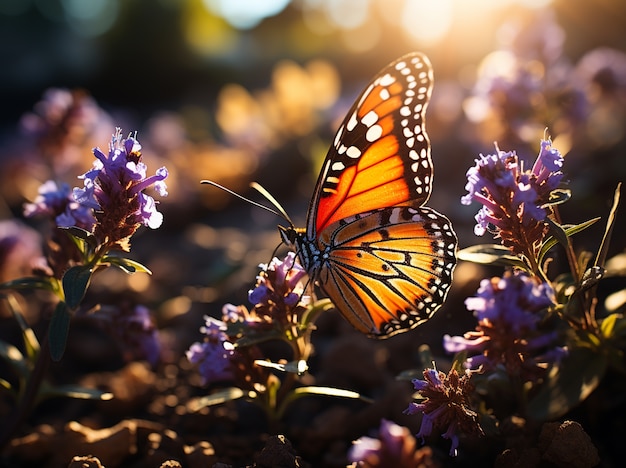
[186,316,237,385]
[348,419,436,468]
[73,128,168,250]
[462,138,564,262]
[444,271,567,380]
[19,88,114,174]
[24,180,95,231]
[90,304,161,367]
[404,368,483,457]
[248,252,309,323]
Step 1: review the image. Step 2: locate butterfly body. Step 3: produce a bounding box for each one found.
[282,52,457,338]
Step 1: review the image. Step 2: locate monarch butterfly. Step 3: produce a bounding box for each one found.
[206,52,457,339]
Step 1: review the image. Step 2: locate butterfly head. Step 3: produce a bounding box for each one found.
[278,224,305,249]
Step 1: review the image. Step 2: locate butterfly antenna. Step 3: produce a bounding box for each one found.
[201,180,290,222]
[250,182,294,227]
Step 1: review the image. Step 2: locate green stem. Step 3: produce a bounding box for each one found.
[0,332,50,450]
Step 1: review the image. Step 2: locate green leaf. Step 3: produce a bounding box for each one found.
[457,244,527,269]
[544,188,572,207]
[287,386,373,403]
[538,217,601,266]
[0,277,58,293]
[593,182,621,269]
[60,226,98,257]
[102,255,152,274]
[233,329,286,348]
[62,265,93,309]
[526,347,607,421]
[186,387,247,412]
[600,313,619,339]
[0,377,12,393]
[3,293,40,360]
[48,301,72,362]
[0,339,30,379]
[254,359,308,374]
[38,383,114,401]
[300,298,334,329]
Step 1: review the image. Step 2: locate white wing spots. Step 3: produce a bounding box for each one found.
[326,176,340,184]
[414,103,423,113]
[403,127,413,139]
[362,110,379,127]
[334,125,344,147]
[331,161,345,171]
[411,162,420,174]
[366,124,383,142]
[400,106,411,117]
[346,111,358,132]
[409,149,419,160]
[379,73,396,86]
[406,137,415,148]
[379,88,390,101]
[394,61,407,71]
[338,144,347,154]
[346,146,362,158]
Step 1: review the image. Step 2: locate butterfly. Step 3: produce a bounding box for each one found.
[277,52,458,339]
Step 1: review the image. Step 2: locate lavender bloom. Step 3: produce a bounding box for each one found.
[186,316,235,385]
[404,368,483,457]
[24,180,95,230]
[92,304,161,367]
[349,419,434,467]
[462,139,564,260]
[248,252,309,322]
[444,271,567,379]
[73,128,168,249]
[19,88,114,175]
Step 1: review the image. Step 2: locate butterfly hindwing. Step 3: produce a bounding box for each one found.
[308,53,435,237]
[316,204,457,338]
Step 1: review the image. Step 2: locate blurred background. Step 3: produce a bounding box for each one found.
[1,0,626,465]
[1,0,626,346]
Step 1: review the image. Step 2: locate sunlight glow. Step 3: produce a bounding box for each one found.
[202,0,291,29]
[401,0,453,45]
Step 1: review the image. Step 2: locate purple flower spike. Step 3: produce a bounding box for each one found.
[186,316,235,385]
[73,128,168,249]
[404,368,483,457]
[443,271,566,380]
[248,252,309,324]
[462,138,565,260]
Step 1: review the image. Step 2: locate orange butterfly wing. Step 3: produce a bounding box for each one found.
[307,53,435,237]
[316,205,456,337]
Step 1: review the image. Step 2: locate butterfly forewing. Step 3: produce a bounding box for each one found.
[308,53,435,237]
[316,205,456,338]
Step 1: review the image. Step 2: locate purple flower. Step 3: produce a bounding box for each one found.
[349,419,434,467]
[462,139,564,260]
[186,316,235,385]
[73,128,168,249]
[24,180,95,230]
[404,368,483,457]
[248,252,309,322]
[443,271,566,379]
[91,304,161,367]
